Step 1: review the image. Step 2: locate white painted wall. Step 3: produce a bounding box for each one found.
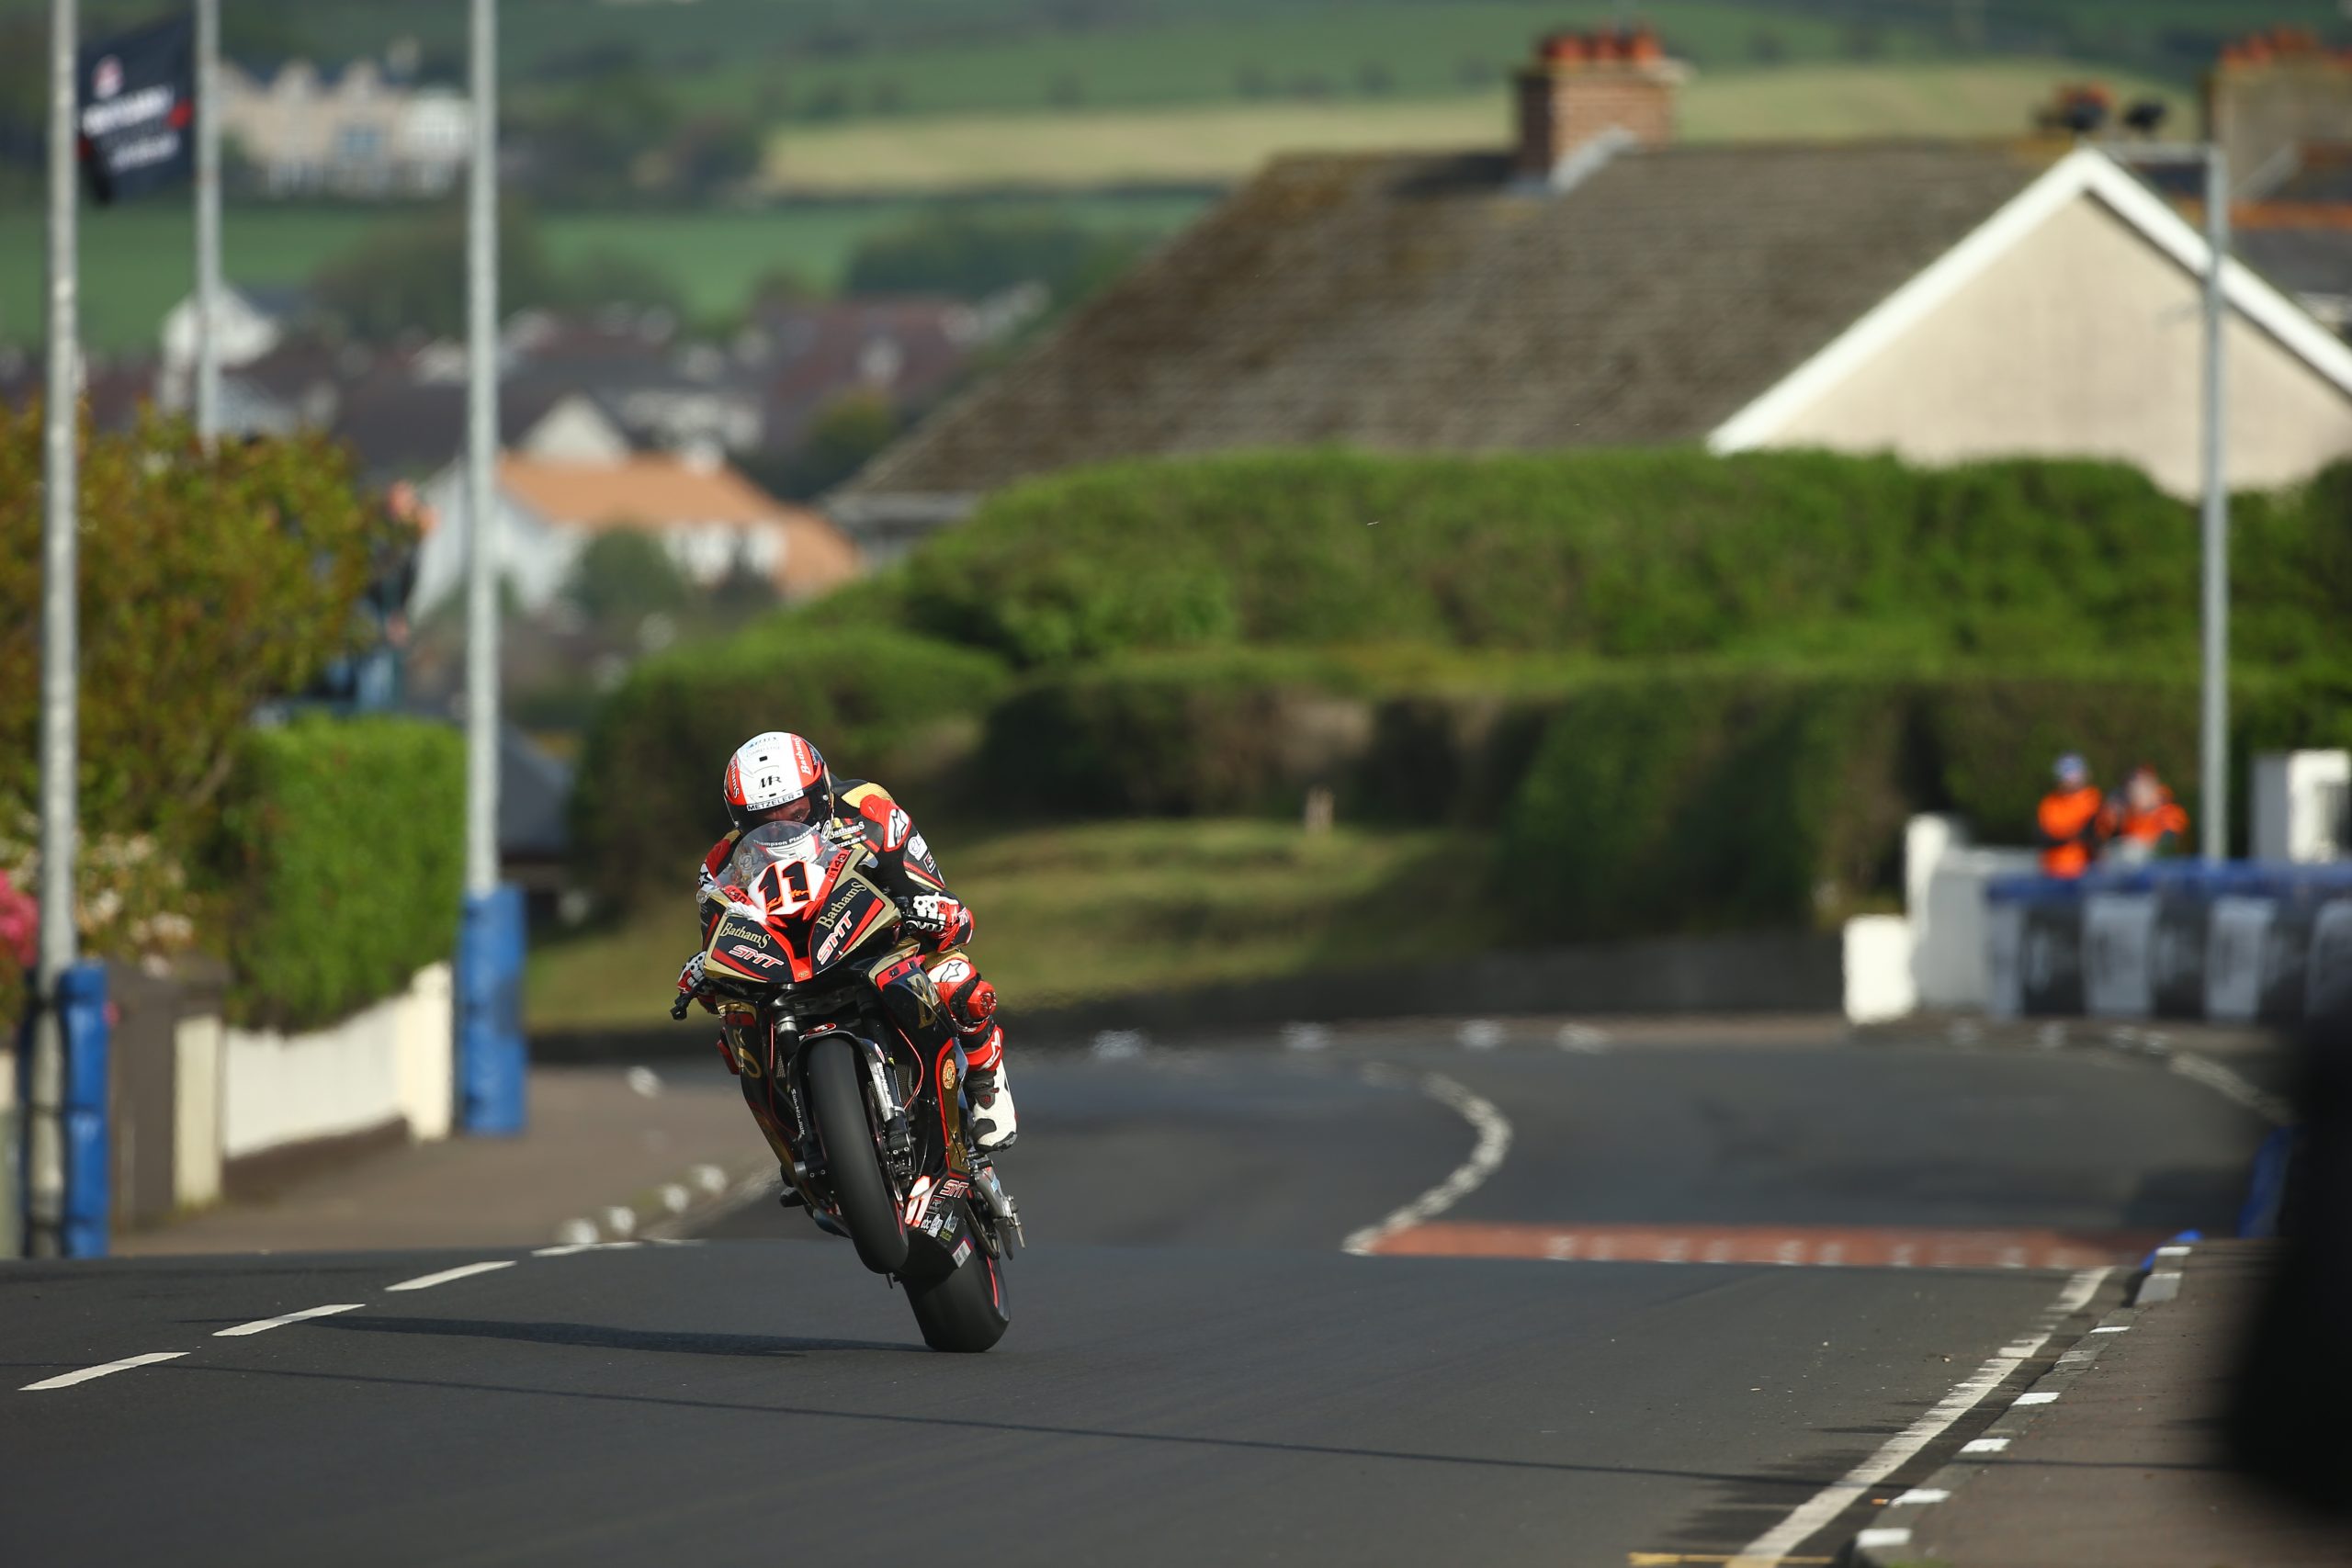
[1842,915,1917,1023]
[1759,193,2352,497]
[218,963,454,1160]
[173,1013,223,1209]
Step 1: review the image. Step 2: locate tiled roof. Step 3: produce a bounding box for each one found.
[840,141,2052,499]
[499,453,795,530]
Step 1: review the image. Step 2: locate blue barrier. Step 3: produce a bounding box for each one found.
[457,886,527,1135]
[56,964,109,1258]
[15,963,111,1257]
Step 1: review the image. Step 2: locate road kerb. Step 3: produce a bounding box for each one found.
[1846,1258,2182,1567]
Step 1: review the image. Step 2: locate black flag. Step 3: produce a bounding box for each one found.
[78,16,195,205]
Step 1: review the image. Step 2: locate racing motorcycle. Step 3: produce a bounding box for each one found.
[671,819,1022,1352]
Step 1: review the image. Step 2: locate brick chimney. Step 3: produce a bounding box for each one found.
[1514,26,1683,179]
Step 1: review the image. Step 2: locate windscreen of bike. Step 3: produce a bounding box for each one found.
[723,820,842,914]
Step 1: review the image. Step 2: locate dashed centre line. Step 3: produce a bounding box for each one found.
[214,1303,366,1337]
[21,1351,188,1392]
[387,1260,516,1292]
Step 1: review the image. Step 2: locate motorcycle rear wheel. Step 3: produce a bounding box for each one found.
[908,1224,1010,1353]
[804,1034,910,1275]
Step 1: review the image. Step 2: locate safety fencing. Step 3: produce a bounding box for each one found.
[1984,863,2352,1022]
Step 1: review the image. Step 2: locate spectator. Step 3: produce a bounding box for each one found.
[2038,752,2108,877]
[2106,763,2190,864]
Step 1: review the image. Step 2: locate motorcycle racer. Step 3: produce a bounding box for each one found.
[677,730,1018,1152]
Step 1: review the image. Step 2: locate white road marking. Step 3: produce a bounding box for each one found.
[2166,1053,2292,1124]
[1556,1022,1610,1052]
[1856,1529,1912,1550]
[2090,1325,2131,1333]
[2013,1390,2060,1405]
[2154,1244,2194,1258]
[1891,1489,1950,1506]
[1342,1070,1511,1257]
[21,1351,187,1391]
[213,1303,364,1337]
[1724,1268,2106,1568]
[551,1217,599,1247]
[386,1260,515,1292]
[532,1241,642,1258]
[1960,1437,2009,1453]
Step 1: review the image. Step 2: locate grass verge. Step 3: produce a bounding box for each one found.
[526,818,1510,1032]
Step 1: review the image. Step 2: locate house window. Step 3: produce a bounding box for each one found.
[338,123,384,164]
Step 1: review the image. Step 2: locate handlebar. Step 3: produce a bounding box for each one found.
[670,992,694,1021]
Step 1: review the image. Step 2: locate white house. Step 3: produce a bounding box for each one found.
[413,450,860,615]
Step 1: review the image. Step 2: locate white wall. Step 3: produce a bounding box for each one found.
[1763,194,2352,497]
[217,963,454,1162]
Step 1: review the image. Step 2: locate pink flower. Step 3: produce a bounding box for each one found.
[0,869,38,971]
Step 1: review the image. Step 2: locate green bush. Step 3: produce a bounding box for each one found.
[978,649,1373,816]
[0,404,399,852]
[212,717,465,1030]
[571,625,1011,907]
[1502,672,1912,938]
[873,448,2319,671]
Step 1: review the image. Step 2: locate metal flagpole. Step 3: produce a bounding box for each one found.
[30,0,81,1258]
[2199,145,2230,863]
[464,0,499,898]
[193,0,220,444]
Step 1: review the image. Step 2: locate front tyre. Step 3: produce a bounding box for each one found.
[908,1225,1010,1353]
[804,1034,909,1275]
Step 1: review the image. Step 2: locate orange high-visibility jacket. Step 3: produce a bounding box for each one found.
[2115,787,2189,849]
[2037,784,2107,877]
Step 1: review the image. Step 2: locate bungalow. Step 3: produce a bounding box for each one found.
[831,28,2352,562]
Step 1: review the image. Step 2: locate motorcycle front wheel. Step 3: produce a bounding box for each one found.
[804,1034,910,1275]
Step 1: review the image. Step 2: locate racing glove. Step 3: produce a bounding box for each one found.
[673,952,716,1015]
[898,894,971,947]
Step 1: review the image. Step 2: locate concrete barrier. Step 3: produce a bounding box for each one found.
[1843,915,1916,1024]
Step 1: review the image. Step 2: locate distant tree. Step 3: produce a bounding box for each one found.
[311,199,567,341]
[664,111,763,197]
[1288,73,1333,100]
[1455,57,1496,88]
[843,209,1152,303]
[1356,62,1396,96]
[780,392,899,500]
[562,249,687,316]
[1842,24,1886,61]
[708,561,782,620]
[1747,30,1788,65]
[1047,72,1088,108]
[869,78,907,114]
[803,81,854,120]
[565,530,693,627]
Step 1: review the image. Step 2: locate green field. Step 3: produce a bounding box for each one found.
[0,193,1211,352]
[765,60,2191,191]
[528,818,1506,1031]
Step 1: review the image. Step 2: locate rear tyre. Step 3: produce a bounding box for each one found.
[908,1223,1010,1353]
[804,1035,909,1275]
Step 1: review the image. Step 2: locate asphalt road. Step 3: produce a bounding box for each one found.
[2,1026,2272,1566]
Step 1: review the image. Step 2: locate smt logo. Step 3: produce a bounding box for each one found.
[728,944,782,970]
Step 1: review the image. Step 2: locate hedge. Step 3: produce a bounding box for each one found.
[865,448,2349,671]
[1503,669,2352,939]
[571,624,1011,908]
[212,717,465,1030]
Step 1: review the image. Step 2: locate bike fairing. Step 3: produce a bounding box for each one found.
[678,812,1021,1350]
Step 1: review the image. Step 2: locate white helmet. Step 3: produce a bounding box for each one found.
[721,731,832,835]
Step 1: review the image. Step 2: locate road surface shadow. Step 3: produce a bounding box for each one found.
[316,1316,913,1358]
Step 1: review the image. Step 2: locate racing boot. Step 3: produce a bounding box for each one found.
[930,954,1017,1152]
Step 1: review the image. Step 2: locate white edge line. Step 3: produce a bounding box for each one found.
[214,1303,366,1337]
[1709,147,2352,455]
[532,1241,643,1258]
[386,1259,516,1292]
[21,1351,189,1391]
[1342,1071,1511,1256]
[1960,1437,2010,1453]
[1730,1266,2107,1564]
